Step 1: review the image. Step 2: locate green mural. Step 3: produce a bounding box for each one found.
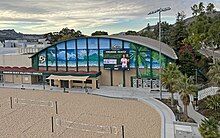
[129,43,167,78]
[47,48,56,66]
[129,43,151,78]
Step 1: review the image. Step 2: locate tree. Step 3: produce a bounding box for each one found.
[91,31,108,36]
[208,20,220,59]
[191,4,199,16]
[207,61,220,86]
[161,63,182,107]
[169,12,188,51]
[125,30,138,36]
[175,75,197,115]
[206,3,216,13]
[199,117,220,138]
[177,44,209,80]
[198,2,205,15]
[187,15,212,50]
[44,28,83,44]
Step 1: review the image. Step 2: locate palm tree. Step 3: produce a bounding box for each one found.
[129,43,150,77]
[206,3,215,13]
[161,63,181,107]
[198,2,205,14]
[175,75,197,115]
[191,4,199,16]
[199,117,220,138]
[207,61,220,87]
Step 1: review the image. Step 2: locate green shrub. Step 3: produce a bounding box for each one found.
[199,117,220,138]
[205,95,220,111]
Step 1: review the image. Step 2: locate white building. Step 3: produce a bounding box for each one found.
[4,39,50,48]
[4,40,27,48]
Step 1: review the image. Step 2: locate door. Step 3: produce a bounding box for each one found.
[61,80,69,88]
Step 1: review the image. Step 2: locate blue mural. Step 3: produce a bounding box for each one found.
[67,49,76,67]
[111,39,122,49]
[89,50,98,66]
[48,47,56,66]
[67,40,76,67]
[78,49,87,66]
[57,43,66,67]
[37,37,168,75]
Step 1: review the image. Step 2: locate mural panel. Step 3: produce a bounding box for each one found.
[124,41,130,49]
[67,40,76,67]
[47,47,56,66]
[100,38,110,66]
[88,50,98,66]
[67,49,76,67]
[77,38,86,49]
[111,39,122,49]
[88,38,98,49]
[57,43,66,67]
[38,51,46,67]
[78,49,87,66]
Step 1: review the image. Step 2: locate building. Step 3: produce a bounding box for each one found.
[4,39,50,48]
[0,35,177,89]
[4,40,28,47]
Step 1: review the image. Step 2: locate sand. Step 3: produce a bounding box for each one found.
[0,88,161,138]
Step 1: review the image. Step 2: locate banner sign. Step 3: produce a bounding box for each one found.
[3,71,43,75]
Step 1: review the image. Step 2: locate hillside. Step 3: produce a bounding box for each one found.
[0,29,44,42]
[139,11,220,33]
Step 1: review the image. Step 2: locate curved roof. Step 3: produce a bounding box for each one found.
[31,35,178,59]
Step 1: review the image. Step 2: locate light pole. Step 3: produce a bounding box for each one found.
[148,7,171,100]
[193,68,198,109]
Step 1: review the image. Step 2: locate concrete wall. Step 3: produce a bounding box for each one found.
[4,74,13,83]
[13,74,22,84]
[0,54,32,67]
[37,66,140,87]
[3,74,32,84]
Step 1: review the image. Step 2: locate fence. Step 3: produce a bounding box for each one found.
[14,98,54,107]
[55,117,119,135]
[198,87,220,100]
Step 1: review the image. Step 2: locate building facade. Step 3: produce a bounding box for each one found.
[0,35,178,89]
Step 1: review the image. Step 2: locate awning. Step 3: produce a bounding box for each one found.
[46,75,89,81]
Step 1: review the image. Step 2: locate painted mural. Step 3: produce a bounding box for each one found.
[38,37,168,77]
[47,47,56,66]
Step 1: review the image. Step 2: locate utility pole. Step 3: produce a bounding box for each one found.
[148,7,171,100]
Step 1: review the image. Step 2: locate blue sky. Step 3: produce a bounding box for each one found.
[0,0,219,35]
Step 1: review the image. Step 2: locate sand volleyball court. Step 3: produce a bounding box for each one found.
[0,88,161,138]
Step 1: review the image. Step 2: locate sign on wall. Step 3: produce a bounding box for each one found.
[103,50,130,70]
